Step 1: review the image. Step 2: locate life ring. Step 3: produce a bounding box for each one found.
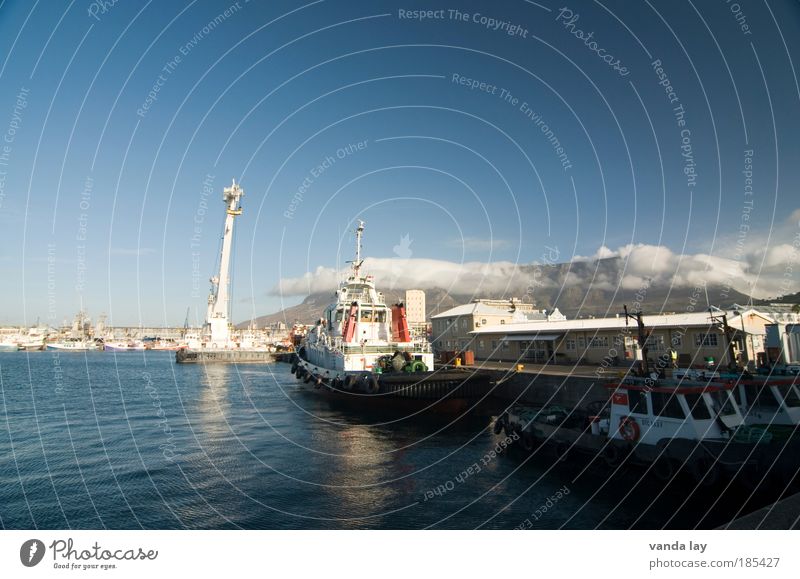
[618,416,640,442]
[411,361,427,373]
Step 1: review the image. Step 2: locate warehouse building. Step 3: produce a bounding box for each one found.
[431,298,564,352]
[468,307,778,368]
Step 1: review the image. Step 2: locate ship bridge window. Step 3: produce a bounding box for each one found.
[777,385,800,408]
[683,393,712,420]
[651,391,684,419]
[376,310,386,323]
[335,309,343,323]
[743,384,780,409]
[360,309,373,322]
[628,390,648,414]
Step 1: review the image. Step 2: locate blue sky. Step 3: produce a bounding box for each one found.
[0,0,799,326]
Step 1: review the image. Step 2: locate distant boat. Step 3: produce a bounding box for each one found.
[20,341,45,351]
[104,341,145,352]
[47,340,95,351]
[0,342,19,352]
[147,339,183,351]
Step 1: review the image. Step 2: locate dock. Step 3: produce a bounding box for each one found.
[176,349,277,364]
[721,491,800,529]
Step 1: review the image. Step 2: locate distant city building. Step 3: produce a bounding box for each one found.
[405,290,426,324]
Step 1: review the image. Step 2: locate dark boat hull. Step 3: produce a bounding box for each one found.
[292,357,496,416]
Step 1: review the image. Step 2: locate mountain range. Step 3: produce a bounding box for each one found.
[239,257,757,327]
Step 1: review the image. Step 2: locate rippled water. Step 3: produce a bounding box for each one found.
[0,351,756,529]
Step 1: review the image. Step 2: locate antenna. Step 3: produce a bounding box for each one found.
[347,220,365,277]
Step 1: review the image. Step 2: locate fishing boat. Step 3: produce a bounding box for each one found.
[496,374,800,489]
[0,341,19,352]
[47,339,96,351]
[146,338,183,351]
[291,221,490,414]
[104,340,145,352]
[714,372,800,436]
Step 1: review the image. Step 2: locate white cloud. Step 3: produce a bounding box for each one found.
[273,236,800,299]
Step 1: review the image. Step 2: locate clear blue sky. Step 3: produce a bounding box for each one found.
[0,0,798,326]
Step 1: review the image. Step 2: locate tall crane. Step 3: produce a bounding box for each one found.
[205,179,243,346]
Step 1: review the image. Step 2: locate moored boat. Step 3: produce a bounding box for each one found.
[104,341,146,352]
[496,374,800,490]
[47,339,96,351]
[292,221,491,415]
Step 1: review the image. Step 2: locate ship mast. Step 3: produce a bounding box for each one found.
[206,178,244,345]
[350,220,365,278]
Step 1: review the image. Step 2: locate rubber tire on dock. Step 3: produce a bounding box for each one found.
[521,431,535,452]
[493,416,506,435]
[554,442,570,462]
[689,457,719,488]
[602,444,624,468]
[651,457,676,482]
[365,375,380,394]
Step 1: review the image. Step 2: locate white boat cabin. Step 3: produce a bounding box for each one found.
[729,379,800,427]
[605,379,744,444]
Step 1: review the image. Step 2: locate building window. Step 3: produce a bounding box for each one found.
[645,335,665,352]
[588,336,609,348]
[500,319,506,325]
[461,318,467,329]
[694,333,718,347]
[491,340,497,350]
[478,340,485,349]
[481,319,487,325]
[577,336,585,349]
[565,339,576,351]
[501,341,509,350]
[671,334,682,348]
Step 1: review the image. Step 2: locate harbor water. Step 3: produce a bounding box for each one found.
[0,352,761,529]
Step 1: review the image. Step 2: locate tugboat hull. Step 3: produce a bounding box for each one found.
[293,356,494,415]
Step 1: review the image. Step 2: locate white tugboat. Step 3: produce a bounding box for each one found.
[292,221,490,414]
[176,179,275,364]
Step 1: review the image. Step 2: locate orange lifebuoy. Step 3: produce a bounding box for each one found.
[618,416,640,441]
